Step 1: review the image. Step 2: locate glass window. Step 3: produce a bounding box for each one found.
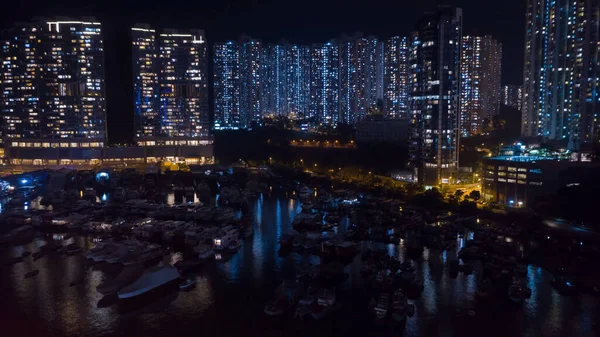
[518,174,527,179]
[498,166,506,171]
[498,171,506,176]
[507,167,517,172]
[507,179,516,183]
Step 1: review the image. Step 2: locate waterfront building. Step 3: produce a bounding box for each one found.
[158,29,208,138]
[482,154,600,208]
[310,42,339,125]
[213,41,241,130]
[133,26,209,138]
[132,24,159,138]
[0,19,106,142]
[408,7,463,185]
[383,36,409,119]
[460,35,502,137]
[502,84,522,111]
[522,0,600,148]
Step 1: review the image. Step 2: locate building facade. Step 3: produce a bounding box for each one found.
[409,7,463,186]
[213,41,241,130]
[502,85,522,111]
[522,0,600,148]
[482,155,600,208]
[158,29,208,138]
[383,36,409,119]
[310,42,339,125]
[239,38,262,126]
[460,35,502,137]
[132,26,209,138]
[1,19,106,142]
[132,25,159,138]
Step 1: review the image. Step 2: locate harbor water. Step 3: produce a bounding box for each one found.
[0,194,598,337]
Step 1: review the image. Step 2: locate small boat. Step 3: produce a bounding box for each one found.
[25,270,39,278]
[243,227,254,239]
[264,281,302,317]
[311,288,337,320]
[5,256,24,265]
[196,244,215,261]
[69,279,84,287]
[228,240,241,252]
[391,290,414,322]
[372,293,391,322]
[32,251,45,260]
[508,278,531,303]
[65,246,83,255]
[179,278,197,291]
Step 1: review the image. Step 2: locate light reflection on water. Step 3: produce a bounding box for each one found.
[0,195,597,337]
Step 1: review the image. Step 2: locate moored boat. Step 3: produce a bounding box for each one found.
[179,278,197,291]
[117,264,181,300]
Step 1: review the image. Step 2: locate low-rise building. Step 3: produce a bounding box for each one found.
[4,137,214,167]
[482,155,600,207]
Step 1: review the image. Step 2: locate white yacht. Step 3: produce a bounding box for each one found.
[117,264,181,300]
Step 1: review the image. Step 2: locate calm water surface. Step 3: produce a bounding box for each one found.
[0,194,598,337]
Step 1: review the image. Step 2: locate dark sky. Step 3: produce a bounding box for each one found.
[2,0,525,143]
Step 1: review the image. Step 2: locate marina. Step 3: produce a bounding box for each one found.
[0,168,598,337]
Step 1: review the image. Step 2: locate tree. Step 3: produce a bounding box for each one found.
[454,189,465,199]
[458,200,478,215]
[469,190,481,201]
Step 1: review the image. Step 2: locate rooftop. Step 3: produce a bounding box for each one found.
[487,155,556,162]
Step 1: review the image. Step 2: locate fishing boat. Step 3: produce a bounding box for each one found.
[264,281,302,317]
[391,290,414,323]
[228,240,241,252]
[508,278,531,303]
[243,227,254,239]
[371,293,391,322]
[195,244,215,262]
[179,278,197,291]
[311,288,337,320]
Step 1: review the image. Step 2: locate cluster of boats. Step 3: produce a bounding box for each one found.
[264,282,341,320]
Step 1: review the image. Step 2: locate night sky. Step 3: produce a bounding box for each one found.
[2,0,525,143]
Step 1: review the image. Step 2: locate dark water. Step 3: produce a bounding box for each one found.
[1,195,598,337]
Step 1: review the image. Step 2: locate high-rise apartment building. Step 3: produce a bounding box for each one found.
[460,35,502,137]
[522,0,600,148]
[239,38,262,125]
[383,36,409,119]
[284,45,311,119]
[409,7,463,185]
[502,85,522,111]
[1,19,106,141]
[213,41,241,130]
[158,29,208,138]
[310,42,339,124]
[338,35,384,124]
[132,25,159,138]
[133,26,209,138]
